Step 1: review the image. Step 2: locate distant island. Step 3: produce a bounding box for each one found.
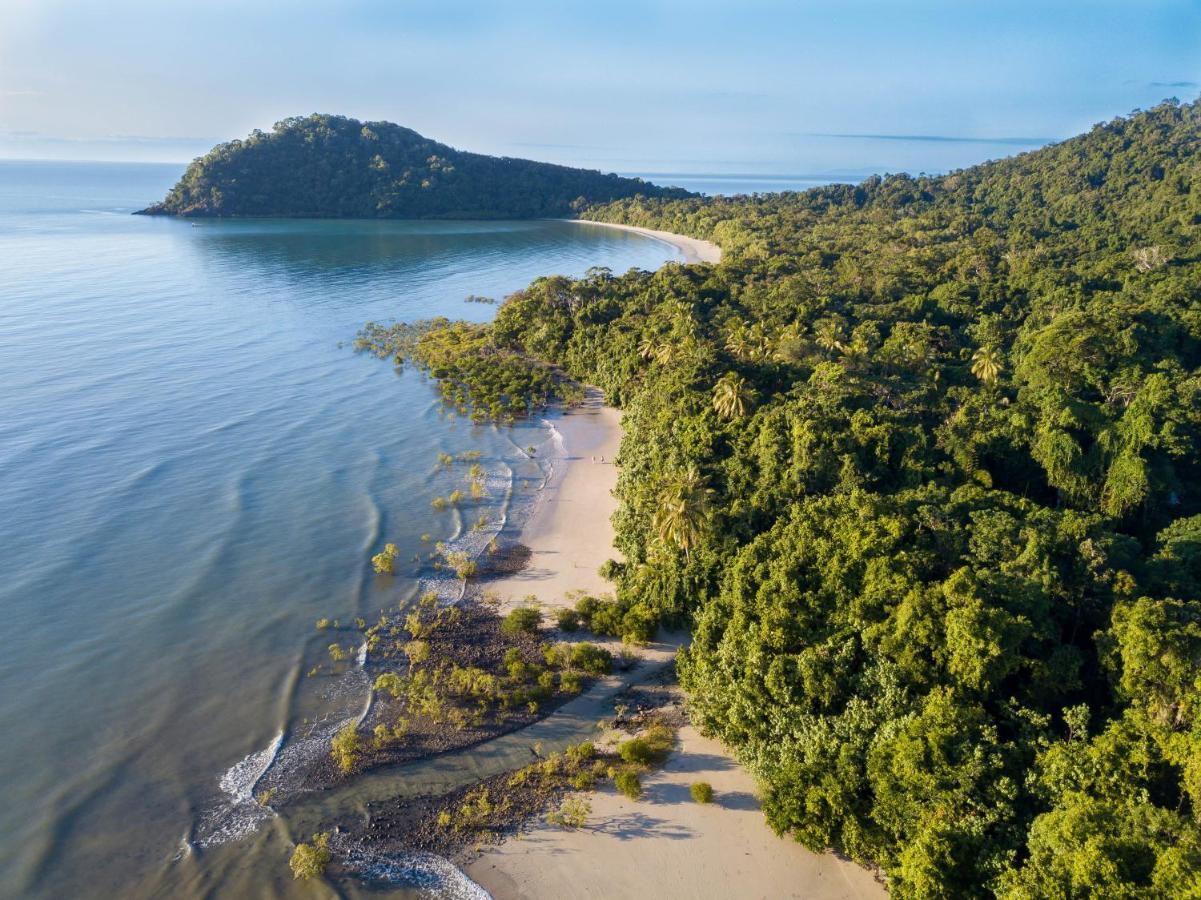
[137,114,693,219]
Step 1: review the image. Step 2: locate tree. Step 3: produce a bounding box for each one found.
[970,346,1003,385]
[289,832,332,880]
[652,467,712,557]
[712,372,755,419]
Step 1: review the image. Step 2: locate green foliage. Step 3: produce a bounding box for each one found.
[546,796,591,829]
[555,607,581,631]
[502,606,543,635]
[141,114,690,219]
[330,722,362,774]
[289,832,332,880]
[371,542,400,575]
[361,100,1201,896]
[615,770,643,800]
[690,782,714,803]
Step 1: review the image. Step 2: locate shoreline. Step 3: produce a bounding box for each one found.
[567,219,723,265]
[467,393,886,900]
[482,387,624,614]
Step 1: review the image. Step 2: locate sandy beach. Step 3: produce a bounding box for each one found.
[569,219,723,265]
[467,723,885,900]
[473,382,886,899]
[487,389,624,613]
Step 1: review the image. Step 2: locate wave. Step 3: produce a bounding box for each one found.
[337,841,492,899]
[191,730,283,848]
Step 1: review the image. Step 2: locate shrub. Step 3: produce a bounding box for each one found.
[372,542,399,575]
[569,642,613,676]
[555,608,581,631]
[330,723,362,773]
[615,771,642,800]
[690,782,714,803]
[502,606,543,635]
[642,724,675,756]
[405,640,431,664]
[315,618,331,630]
[560,671,583,694]
[547,796,591,828]
[619,738,655,766]
[289,832,332,880]
[598,558,624,581]
[566,741,595,765]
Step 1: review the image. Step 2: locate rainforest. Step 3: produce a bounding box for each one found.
[382,100,1201,897]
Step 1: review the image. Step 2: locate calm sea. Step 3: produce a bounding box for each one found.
[0,160,678,898]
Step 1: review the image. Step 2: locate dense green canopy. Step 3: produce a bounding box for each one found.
[139,114,691,218]
[372,99,1201,896]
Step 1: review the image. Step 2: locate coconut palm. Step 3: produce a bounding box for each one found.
[971,346,1004,385]
[814,319,848,354]
[725,328,751,359]
[638,335,674,365]
[653,467,712,557]
[712,372,755,419]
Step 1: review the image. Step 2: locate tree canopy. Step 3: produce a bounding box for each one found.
[140,113,692,219]
[366,99,1201,897]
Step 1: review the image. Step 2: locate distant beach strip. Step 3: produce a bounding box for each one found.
[568,219,722,265]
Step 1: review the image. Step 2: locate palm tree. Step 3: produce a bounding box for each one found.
[814,319,848,355]
[970,346,1003,385]
[712,372,755,419]
[638,335,674,365]
[725,328,751,359]
[653,467,712,557]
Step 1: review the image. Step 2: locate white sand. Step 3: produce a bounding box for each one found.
[466,723,886,900]
[471,392,886,899]
[569,219,723,265]
[486,389,623,614]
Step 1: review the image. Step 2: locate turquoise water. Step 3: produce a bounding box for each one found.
[0,160,677,898]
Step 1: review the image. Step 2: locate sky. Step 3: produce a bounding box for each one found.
[1,0,1199,177]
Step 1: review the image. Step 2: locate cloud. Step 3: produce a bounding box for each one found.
[794,132,1053,146]
[3,89,42,96]
[1148,80,1199,89]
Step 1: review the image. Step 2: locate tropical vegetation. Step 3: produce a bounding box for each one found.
[139,114,690,218]
[364,100,1201,896]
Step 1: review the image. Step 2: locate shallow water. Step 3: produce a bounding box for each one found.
[0,160,677,898]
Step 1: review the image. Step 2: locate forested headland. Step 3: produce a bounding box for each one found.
[138,114,690,218]
[362,99,1201,896]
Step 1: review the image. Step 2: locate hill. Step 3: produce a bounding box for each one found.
[138,114,691,218]
[359,99,1201,897]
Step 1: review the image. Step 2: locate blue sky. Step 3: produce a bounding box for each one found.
[1,0,1198,176]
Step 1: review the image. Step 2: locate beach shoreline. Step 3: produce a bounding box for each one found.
[483,387,624,614]
[467,391,887,900]
[567,219,723,265]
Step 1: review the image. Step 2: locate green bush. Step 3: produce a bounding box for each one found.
[615,770,643,800]
[598,558,624,581]
[289,832,332,880]
[619,738,655,766]
[555,608,581,631]
[547,796,591,828]
[330,723,362,774]
[690,782,714,803]
[569,642,613,676]
[502,606,543,635]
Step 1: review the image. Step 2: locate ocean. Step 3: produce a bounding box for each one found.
[0,160,679,898]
